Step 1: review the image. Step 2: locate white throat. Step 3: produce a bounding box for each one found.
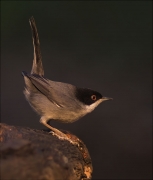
[85,99,103,113]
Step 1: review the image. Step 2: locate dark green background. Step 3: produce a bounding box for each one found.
[1,1,152,179]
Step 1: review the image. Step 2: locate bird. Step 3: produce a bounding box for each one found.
[22,16,112,144]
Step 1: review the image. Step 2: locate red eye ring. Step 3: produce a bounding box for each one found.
[91,95,97,101]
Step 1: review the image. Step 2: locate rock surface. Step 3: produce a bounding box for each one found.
[0,123,92,180]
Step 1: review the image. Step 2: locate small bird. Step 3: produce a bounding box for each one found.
[22,17,112,144]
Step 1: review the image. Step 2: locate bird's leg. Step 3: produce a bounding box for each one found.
[40,117,78,145]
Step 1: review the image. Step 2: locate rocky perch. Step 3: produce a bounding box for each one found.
[0,123,92,180]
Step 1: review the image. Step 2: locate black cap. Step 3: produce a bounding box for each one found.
[75,87,102,105]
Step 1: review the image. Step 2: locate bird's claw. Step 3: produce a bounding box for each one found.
[49,131,79,146]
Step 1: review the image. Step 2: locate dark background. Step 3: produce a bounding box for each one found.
[1,1,152,179]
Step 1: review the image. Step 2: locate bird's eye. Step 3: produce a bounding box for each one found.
[91,95,97,101]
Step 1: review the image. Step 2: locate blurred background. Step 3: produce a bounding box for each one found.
[1,1,152,179]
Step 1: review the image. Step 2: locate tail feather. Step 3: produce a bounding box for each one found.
[29,16,44,76]
[22,71,28,76]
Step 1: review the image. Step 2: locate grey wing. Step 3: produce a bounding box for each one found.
[26,74,79,108]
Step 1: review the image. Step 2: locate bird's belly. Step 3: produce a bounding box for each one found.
[25,92,85,123]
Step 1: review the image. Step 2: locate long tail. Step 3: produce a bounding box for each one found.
[29,16,44,76]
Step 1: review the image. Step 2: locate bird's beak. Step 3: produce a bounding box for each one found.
[102,97,113,101]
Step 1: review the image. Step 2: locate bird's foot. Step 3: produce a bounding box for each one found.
[50,131,79,146]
